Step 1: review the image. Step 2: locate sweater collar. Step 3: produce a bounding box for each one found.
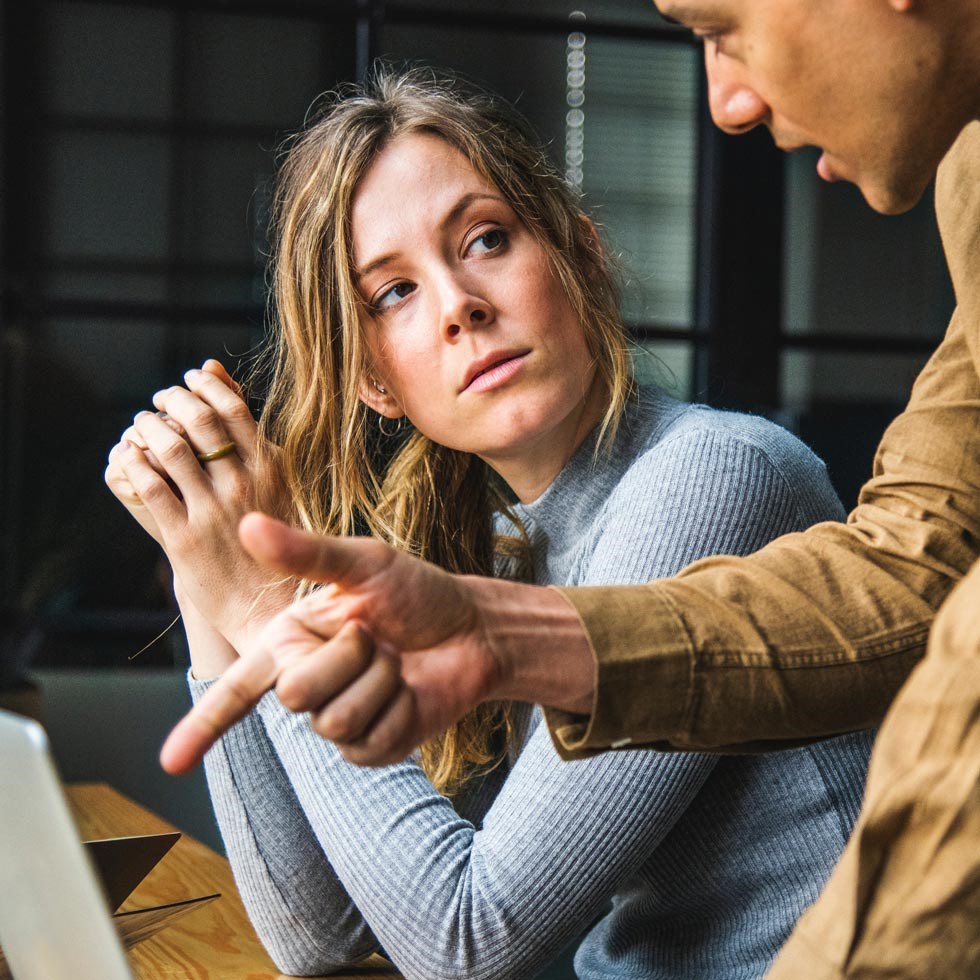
[514,386,667,538]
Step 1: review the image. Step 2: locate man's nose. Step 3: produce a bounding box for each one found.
[704,49,768,135]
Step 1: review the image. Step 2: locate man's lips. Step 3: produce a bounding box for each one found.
[816,151,839,182]
[775,139,840,183]
[461,349,530,392]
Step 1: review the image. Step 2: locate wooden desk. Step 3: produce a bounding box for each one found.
[67,783,400,980]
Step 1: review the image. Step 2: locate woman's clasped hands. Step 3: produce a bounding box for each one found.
[104,359,294,656]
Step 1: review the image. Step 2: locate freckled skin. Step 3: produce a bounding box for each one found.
[352,132,608,502]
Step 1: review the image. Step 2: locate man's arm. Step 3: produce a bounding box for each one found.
[162,283,980,774]
[163,277,980,769]
[160,512,596,774]
[548,125,980,756]
[162,280,978,773]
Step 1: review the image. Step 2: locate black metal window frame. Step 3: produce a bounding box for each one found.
[1,0,936,664]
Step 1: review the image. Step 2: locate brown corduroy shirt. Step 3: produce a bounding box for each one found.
[549,122,980,757]
[549,121,980,978]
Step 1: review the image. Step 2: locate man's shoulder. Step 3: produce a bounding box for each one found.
[937,121,980,207]
[936,121,980,341]
[941,120,980,172]
[936,122,980,251]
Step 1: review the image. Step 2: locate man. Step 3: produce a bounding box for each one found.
[163,1,980,975]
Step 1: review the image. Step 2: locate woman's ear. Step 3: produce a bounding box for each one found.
[578,213,605,273]
[358,375,405,418]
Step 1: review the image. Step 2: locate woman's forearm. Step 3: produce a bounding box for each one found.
[173,581,240,679]
[173,576,295,678]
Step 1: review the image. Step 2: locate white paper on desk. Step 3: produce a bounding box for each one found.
[112,894,220,949]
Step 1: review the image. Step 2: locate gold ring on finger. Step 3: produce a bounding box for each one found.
[196,441,237,463]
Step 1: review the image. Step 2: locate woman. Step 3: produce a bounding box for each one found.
[107,69,872,980]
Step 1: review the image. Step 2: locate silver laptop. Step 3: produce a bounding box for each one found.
[0,708,133,980]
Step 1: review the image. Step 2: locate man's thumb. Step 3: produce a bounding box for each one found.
[239,512,389,587]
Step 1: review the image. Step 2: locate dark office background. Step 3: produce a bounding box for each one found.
[0,0,954,670]
[0,1,954,966]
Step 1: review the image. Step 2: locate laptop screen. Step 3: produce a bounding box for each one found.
[0,709,133,980]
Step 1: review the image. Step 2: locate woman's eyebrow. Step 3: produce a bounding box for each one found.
[356,251,399,283]
[356,192,506,282]
[440,191,507,230]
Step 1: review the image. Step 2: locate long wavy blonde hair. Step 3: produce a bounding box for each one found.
[260,66,632,796]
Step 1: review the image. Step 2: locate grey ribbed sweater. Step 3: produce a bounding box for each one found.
[192,385,873,980]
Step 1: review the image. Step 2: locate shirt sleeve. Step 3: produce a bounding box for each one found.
[255,698,716,980]
[766,554,980,979]
[548,127,980,756]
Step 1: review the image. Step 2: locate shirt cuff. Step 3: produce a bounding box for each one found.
[544,583,694,758]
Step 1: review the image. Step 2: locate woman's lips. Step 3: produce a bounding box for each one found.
[463,352,529,393]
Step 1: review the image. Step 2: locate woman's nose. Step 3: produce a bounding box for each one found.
[441,280,494,340]
[704,49,769,135]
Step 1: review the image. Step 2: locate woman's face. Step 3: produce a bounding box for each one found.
[351,132,605,500]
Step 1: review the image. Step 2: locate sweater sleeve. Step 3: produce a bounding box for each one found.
[225,424,844,980]
[256,697,715,980]
[191,680,380,975]
[547,126,980,757]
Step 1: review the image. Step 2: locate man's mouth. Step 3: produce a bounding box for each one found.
[816,151,839,182]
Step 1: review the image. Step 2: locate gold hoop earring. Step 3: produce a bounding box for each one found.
[378,414,404,437]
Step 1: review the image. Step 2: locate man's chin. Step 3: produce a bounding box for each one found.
[857,173,931,216]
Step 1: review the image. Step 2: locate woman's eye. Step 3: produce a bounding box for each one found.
[468,228,508,256]
[373,281,415,312]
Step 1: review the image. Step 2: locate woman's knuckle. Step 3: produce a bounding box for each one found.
[225,401,253,425]
[158,439,188,465]
[189,405,218,429]
[131,472,162,501]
